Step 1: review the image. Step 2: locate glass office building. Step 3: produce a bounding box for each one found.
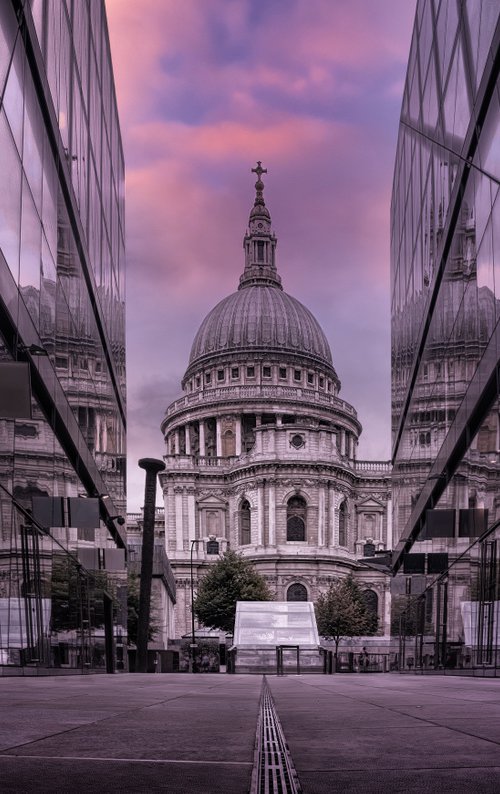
[391,1,500,673]
[0,1,126,673]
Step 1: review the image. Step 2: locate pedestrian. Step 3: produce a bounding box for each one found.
[359,646,369,672]
[201,652,210,673]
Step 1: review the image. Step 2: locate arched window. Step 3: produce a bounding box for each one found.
[240,500,251,545]
[287,495,306,541]
[287,583,308,601]
[338,500,347,546]
[362,590,378,621]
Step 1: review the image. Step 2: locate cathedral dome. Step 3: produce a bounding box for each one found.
[184,162,338,385]
[187,285,334,371]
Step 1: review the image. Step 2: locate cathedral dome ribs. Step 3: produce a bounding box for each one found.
[183,289,337,387]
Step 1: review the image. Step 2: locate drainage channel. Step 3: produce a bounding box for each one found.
[249,676,302,794]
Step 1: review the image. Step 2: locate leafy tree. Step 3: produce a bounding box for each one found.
[194,550,273,634]
[127,572,159,646]
[315,575,378,657]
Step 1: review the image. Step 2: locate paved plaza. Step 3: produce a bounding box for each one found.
[0,673,500,792]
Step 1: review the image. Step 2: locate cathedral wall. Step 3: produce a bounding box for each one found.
[160,464,391,639]
[161,464,393,557]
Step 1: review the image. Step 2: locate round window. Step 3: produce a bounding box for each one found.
[290,434,305,449]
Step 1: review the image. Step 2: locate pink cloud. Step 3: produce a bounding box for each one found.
[104,0,417,509]
[107,0,415,127]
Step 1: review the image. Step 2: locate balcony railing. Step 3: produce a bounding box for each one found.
[355,460,392,473]
[164,384,358,419]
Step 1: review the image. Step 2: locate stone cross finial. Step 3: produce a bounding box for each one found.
[252,161,267,181]
[252,161,267,205]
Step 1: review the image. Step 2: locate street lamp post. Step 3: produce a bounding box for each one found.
[190,538,200,672]
[189,536,220,673]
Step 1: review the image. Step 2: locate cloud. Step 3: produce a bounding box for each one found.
[107,0,414,127]
[105,0,417,510]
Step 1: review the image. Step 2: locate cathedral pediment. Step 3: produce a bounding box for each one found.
[197,494,228,507]
[356,496,384,512]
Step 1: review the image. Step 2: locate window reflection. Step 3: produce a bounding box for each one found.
[391,0,500,675]
[0,1,126,673]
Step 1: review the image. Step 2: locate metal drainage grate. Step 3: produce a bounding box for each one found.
[250,677,302,794]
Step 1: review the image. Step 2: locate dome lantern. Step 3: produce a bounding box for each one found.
[240,161,282,290]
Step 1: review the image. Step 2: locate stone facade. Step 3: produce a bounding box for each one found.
[159,165,391,639]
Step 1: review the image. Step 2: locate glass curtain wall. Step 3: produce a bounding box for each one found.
[0,0,126,672]
[390,1,500,674]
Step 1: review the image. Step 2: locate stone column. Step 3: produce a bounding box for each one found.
[383,588,391,635]
[216,416,222,457]
[136,458,165,673]
[185,424,191,455]
[385,496,392,550]
[199,420,205,456]
[235,416,242,455]
[257,481,265,546]
[340,429,346,456]
[318,485,325,547]
[174,429,180,455]
[255,415,263,454]
[175,487,184,551]
[268,480,276,546]
[187,487,196,540]
[268,428,275,455]
[330,488,336,546]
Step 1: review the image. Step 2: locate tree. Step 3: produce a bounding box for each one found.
[194,550,273,634]
[315,575,378,657]
[127,572,159,646]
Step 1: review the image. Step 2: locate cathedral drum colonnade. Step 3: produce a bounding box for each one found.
[159,164,391,638]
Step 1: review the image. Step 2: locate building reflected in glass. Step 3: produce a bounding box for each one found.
[0,1,126,672]
[391,1,500,673]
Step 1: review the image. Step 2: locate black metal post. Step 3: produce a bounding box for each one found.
[136,458,165,673]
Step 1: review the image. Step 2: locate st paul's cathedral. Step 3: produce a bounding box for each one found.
[158,164,392,639]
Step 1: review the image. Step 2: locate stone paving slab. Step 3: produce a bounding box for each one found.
[298,767,500,794]
[0,674,260,792]
[267,674,500,792]
[0,756,251,793]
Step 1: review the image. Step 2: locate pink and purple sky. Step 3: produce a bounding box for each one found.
[105,0,416,512]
